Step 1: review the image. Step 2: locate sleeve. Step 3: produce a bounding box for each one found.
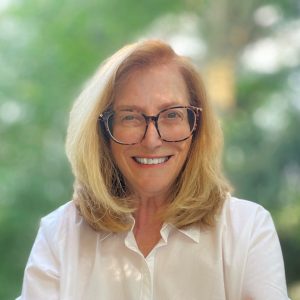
[241,208,290,300]
[17,219,60,300]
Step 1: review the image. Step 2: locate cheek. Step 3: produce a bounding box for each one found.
[179,139,192,158]
[172,140,192,171]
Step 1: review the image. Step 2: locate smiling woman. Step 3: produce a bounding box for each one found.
[17,40,290,299]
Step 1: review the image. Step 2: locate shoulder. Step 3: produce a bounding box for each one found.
[40,201,79,232]
[39,201,101,250]
[219,196,276,245]
[38,202,76,245]
[223,196,268,214]
[217,196,280,273]
[220,198,289,299]
[221,196,272,225]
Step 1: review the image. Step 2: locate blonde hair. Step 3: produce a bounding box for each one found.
[65,39,231,232]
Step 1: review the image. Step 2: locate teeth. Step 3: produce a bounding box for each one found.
[135,157,169,165]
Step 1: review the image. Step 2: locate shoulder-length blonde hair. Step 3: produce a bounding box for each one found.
[66,39,231,232]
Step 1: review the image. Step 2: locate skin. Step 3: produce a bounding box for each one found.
[111,63,192,256]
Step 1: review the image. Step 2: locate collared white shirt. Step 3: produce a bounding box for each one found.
[17,197,290,300]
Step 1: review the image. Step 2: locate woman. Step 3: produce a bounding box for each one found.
[18,40,290,299]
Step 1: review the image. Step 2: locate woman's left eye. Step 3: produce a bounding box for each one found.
[167,112,180,119]
[167,112,175,118]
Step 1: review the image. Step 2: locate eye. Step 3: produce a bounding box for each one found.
[166,111,181,119]
[122,114,136,121]
[115,111,144,126]
[160,108,184,122]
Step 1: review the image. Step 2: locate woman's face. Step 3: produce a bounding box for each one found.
[111,63,192,199]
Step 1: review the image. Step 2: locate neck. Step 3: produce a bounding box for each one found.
[133,195,167,229]
[132,195,168,257]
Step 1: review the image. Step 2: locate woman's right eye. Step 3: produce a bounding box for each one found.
[116,113,143,125]
[122,114,135,121]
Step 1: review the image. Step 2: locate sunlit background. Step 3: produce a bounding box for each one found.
[0,0,300,299]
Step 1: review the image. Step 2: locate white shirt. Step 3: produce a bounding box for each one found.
[17,197,290,300]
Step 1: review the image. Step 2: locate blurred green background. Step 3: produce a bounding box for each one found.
[0,0,300,299]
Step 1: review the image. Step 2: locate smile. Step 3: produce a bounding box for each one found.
[133,156,170,165]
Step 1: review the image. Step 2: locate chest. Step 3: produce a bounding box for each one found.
[134,227,162,257]
[59,230,245,300]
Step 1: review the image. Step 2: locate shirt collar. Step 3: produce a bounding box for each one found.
[160,223,201,244]
[159,223,173,243]
[177,224,200,243]
[127,215,200,244]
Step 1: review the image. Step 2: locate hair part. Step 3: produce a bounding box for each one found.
[65,39,232,232]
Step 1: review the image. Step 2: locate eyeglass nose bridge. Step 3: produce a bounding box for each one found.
[141,114,162,141]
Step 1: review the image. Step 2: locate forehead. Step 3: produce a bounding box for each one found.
[113,64,190,111]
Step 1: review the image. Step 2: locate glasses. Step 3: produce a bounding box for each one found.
[98,105,202,145]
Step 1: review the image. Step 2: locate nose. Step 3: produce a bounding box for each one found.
[140,121,163,148]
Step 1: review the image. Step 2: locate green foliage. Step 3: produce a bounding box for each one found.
[223,65,300,283]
